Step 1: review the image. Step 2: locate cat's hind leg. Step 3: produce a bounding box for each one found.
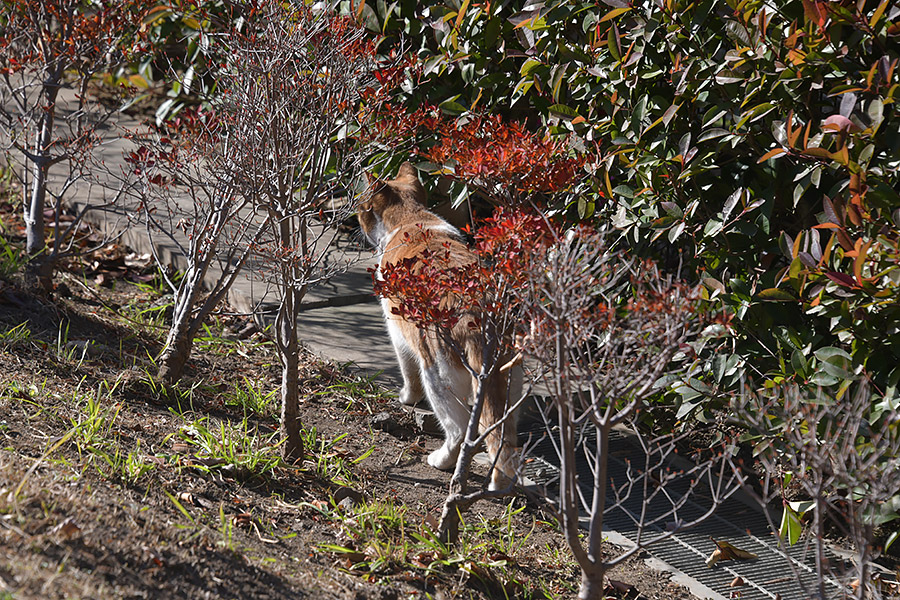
[421,360,471,471]
[483,365,521,491]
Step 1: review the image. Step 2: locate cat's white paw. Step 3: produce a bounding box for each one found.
[398,385,424,407]
[427,445,458,471]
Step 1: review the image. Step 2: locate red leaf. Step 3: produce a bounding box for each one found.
[824,271,858,288]
[801,0,828,29]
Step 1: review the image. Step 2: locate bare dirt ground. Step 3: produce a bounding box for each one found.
[0,204,696,599]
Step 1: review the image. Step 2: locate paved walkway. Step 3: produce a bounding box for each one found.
[37,86,403,384]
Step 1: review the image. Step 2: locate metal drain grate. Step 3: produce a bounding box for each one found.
[519,426,847,600]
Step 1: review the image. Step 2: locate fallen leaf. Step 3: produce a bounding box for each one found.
[407,441,428,454]
[423,513,439,530]
[232,513,252,527]
[178,492,199,507]
[731,576,746,587]
[339,551,367,565]
[706,538,757,567]
[308,499,329,511]
[171,441,191,454]
[409,550,440,568]
[51,517,81,540]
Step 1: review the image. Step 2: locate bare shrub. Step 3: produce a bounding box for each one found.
[734,380,900,599]
[122,107,271,384]
[125,3,394,458]
[214,4,389,463]
[0,1,147,291]
[513,226,744,600]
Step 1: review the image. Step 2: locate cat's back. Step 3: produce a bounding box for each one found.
[382,208,471,269]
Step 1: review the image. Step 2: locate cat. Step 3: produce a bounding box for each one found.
[358,162,518,490]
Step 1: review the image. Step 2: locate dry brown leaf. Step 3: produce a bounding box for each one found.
[308,499,329,511]
[423,513,439,530]
[231,513,253,528]
[730,576,746,587]
[409,550,440,568]
[340,551,367,566]
[706,538,757,567]
[51,517,81,540]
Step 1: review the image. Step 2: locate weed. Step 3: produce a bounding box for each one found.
[302,427,373,485]
[121,298,171,330]
[143,372,203,414]
[0,233,26,278]
[69,382,122,456]
[226,377,277,417]
[314,367,394,414]
[58,380,143,482]
[193,321,274,359]
[0,321,31,348]
[123,440,155,484]
[54,321,101,366]
[318,497,572,597]
[0,380,45,410]
[177,416,283,478]
[193,321,236,356]
[484,500,534,558]
[131,267,181,297]
[322,498,411,575]
[217,503,234,551]
[12,426,79,505]
[164,489,196,526]
[56,321,75,362]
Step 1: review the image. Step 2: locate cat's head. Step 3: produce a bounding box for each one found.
[358,162,425,248]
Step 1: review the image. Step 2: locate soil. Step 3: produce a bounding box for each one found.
[0,212,697,599]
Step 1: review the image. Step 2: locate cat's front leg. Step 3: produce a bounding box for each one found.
[427,439,460,471]
[384,313,425,406]
[396,349,425,406]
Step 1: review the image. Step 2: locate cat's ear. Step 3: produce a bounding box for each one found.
[396,162,417,180]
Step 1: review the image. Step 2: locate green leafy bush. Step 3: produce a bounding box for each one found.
[360,0,900,412]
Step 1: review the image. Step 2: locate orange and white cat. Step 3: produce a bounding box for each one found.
[358,163,518,490]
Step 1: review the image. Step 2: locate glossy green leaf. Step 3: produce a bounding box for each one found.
[758,288,796,301]
[779,504,803,546]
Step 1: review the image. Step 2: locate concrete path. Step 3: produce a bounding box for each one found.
[25,84,403,384]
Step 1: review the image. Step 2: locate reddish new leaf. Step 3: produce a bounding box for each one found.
[825,271,858,288]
